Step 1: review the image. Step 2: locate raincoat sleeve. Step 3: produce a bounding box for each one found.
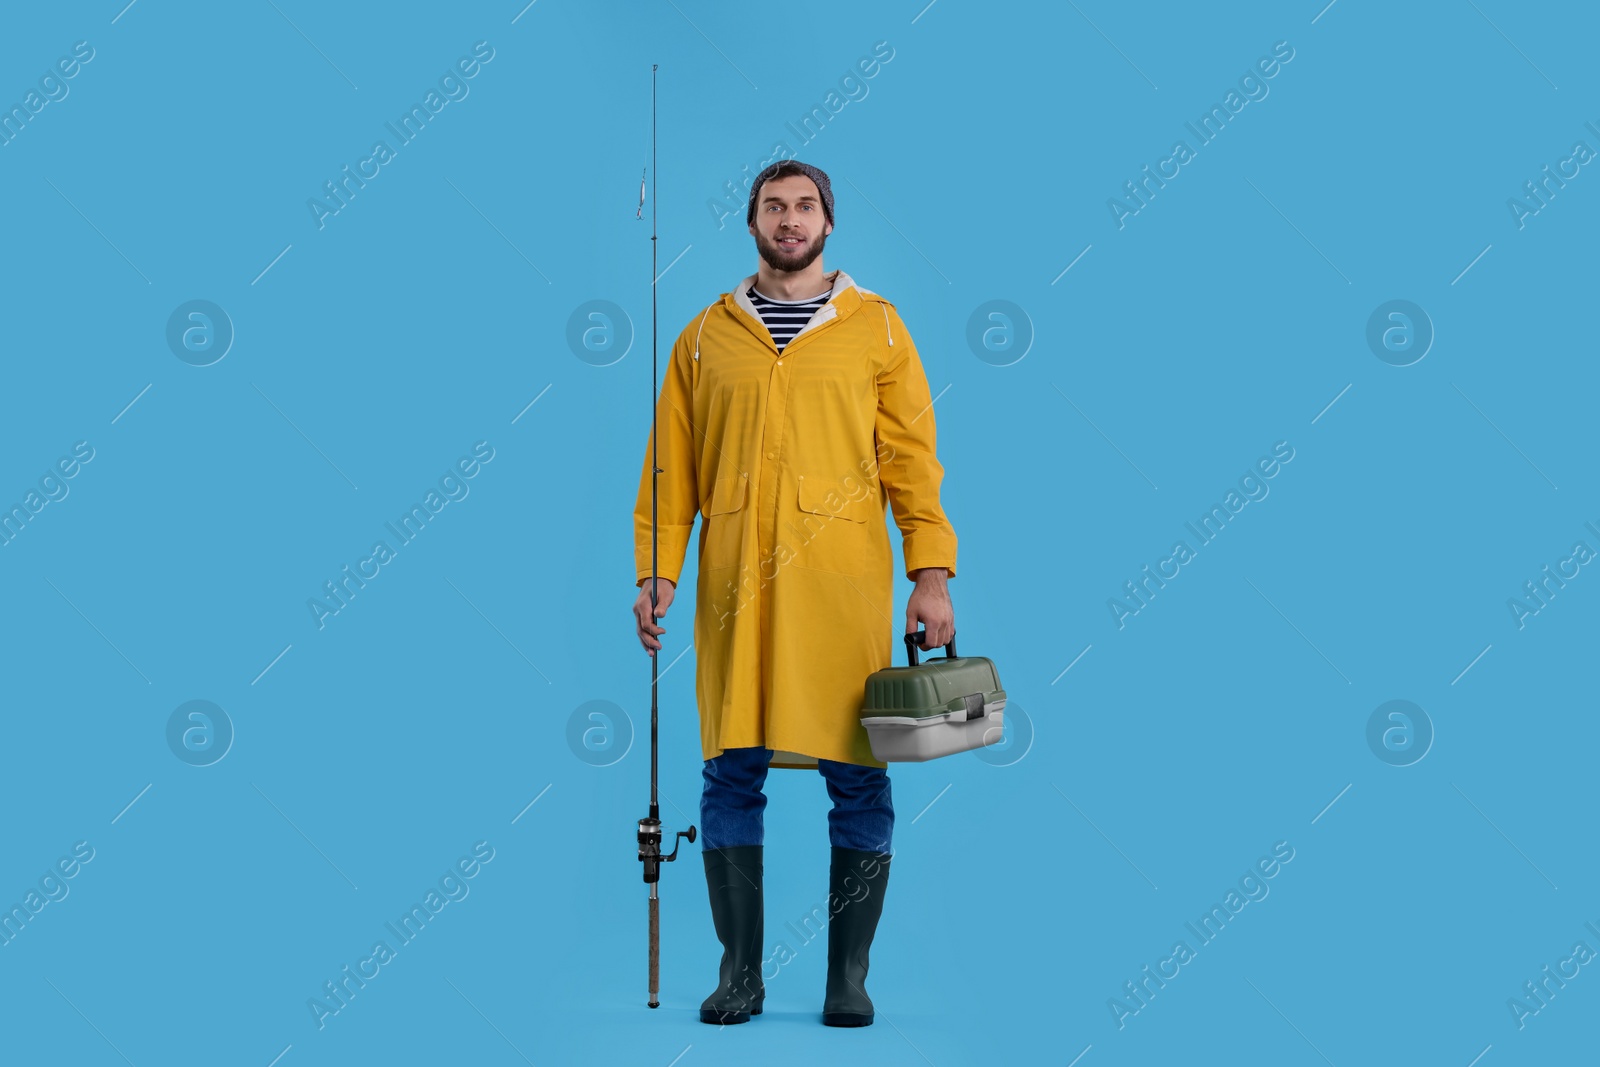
[875,303,957,581]
[633,330,699,587]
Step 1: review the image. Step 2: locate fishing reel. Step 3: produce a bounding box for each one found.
[638,809,696,883]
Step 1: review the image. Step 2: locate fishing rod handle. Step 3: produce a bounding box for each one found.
[648,896,660,1006]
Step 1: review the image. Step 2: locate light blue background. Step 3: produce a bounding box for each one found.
[1,1,1595,1064]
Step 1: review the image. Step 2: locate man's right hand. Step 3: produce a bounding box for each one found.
[634,577,676,656]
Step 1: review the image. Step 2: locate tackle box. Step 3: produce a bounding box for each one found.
[858,631,1006,762]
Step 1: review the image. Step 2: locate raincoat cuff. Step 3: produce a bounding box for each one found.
[903,540,956,581]
[635,523,692,587]
[635,564,683,587]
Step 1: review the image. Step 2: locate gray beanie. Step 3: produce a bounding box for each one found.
[746,160,834,227]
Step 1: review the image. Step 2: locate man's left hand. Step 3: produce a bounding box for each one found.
[906,567,954,650]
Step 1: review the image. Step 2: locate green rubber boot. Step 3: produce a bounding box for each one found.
[699,845,765,1024]
[822,846,891,1027]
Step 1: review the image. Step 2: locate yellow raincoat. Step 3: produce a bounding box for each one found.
[633,269,957,769]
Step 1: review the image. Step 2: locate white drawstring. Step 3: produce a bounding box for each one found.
[693,305,712,361]
[881,302,893,345]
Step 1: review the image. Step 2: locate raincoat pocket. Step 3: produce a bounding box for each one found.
[793,473,874,576]
[700,471,748,572]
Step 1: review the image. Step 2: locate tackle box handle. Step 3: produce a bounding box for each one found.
[904,629,957,667]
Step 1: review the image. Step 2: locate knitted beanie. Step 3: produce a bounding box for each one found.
[746,160,835,227]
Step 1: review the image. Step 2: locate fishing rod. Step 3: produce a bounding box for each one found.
[636,60,696,1011]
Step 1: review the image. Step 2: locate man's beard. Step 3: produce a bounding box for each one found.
[756,228,827,273]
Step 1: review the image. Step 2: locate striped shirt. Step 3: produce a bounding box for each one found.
[748,285,830,352]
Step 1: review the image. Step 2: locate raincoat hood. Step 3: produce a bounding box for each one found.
[693,269,895,361]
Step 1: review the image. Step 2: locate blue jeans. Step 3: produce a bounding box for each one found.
[700,746,894,853]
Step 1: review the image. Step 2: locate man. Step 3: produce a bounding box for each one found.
[630,159,957,1028]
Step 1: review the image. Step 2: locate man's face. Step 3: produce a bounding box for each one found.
[749,175,832,274]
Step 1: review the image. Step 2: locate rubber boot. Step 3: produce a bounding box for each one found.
[822,846,891,1027]
[699,845,765,1024]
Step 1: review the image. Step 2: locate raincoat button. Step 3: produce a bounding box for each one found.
[766,451,776,459]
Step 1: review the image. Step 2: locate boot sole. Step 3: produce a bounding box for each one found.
[699,1005,762,1024]
[821,1011,873,1027]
